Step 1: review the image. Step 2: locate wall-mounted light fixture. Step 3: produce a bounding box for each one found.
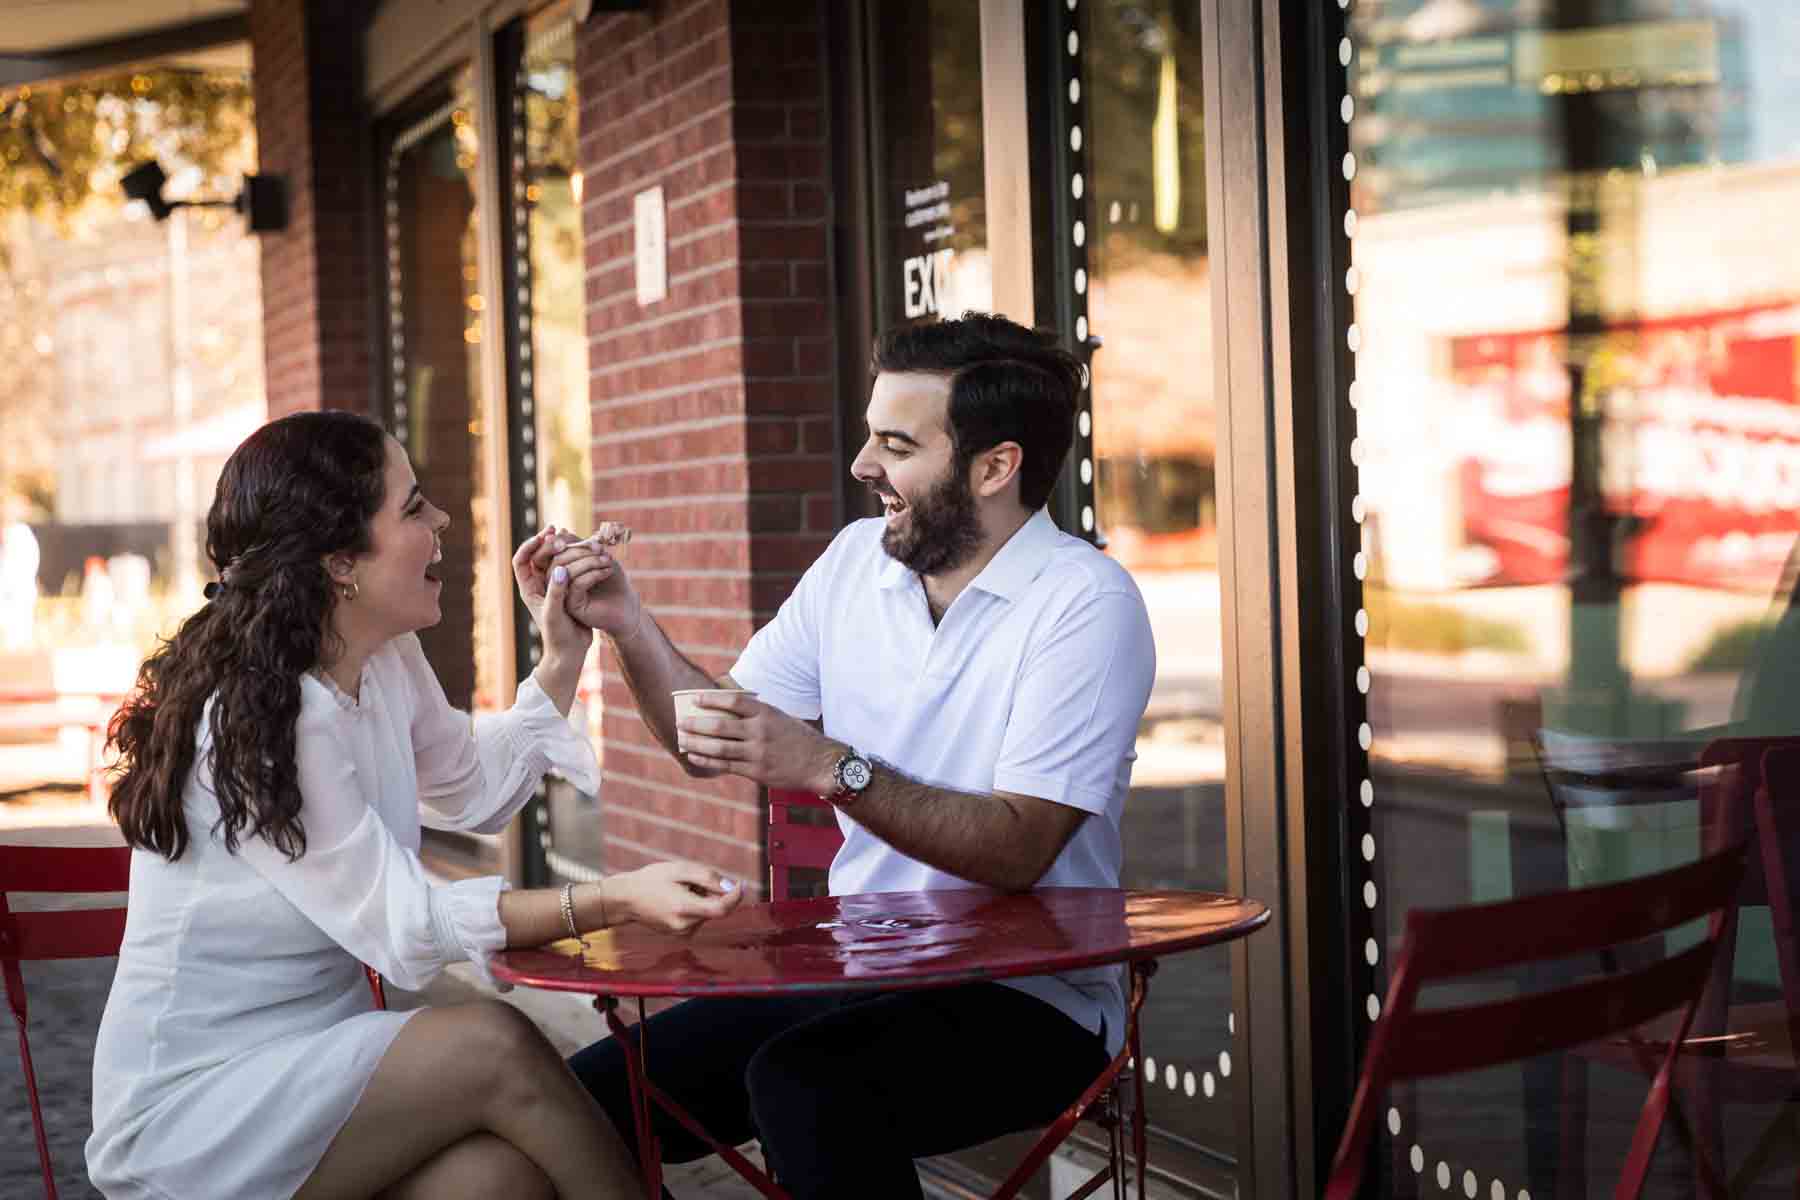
[120,159,289,233]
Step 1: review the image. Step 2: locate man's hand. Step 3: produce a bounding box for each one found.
[677,692,844,795]
[543,526,642,640]
[511,527,598,665]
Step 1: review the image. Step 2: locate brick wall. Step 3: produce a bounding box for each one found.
[249,0,375,418]
[576,0,837,893]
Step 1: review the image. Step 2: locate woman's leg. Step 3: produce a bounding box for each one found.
[380,1134,553,1200]
[295,1000,640,1200]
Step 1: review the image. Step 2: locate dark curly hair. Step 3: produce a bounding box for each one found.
[108,410,390,861]
[870,312,1082,511]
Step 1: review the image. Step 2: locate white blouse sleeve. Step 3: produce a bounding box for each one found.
[394,634,601,834]
[229,704,513,991]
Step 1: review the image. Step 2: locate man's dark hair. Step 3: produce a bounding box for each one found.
[870,313,1081,512]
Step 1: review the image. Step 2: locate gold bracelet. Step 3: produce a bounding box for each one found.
[559,881,581,941]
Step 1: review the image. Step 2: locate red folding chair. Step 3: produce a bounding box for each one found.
[0,843,132,1200]
[1325,842,1749,1200]
[767,788,1151,1200]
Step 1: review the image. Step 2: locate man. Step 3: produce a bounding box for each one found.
[562,313,1155,1198]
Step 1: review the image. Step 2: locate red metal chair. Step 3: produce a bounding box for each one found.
[767,788,1150,1200]
[1325,841,1748,1200]
[1535,733,1800,1194]
[0,843,132,1200]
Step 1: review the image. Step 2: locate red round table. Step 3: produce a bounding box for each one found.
[491,887,1270,1199]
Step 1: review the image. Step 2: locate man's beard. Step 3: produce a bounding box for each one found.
[879,465,983,576]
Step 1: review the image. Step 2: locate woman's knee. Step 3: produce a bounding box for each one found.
[382,1133,553,1200]
[447,1000,562,1099]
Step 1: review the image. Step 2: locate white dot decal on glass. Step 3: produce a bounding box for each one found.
[1183,1071,1196,1097]
[1068,31,1079,55]
[1165,1064,1177,1090]
[1347,324,1362,353]
[1069,78,1081,104]
[1344,209,1359,238]
[1351,436,1363,463]
[1365,937,1379,965]
[1075,267,1087,293]
[1356,665,1370,693]
[1228,1012,1235,1035]
[1218,1051,1231,1077]
[1348,379,1364,409]
[1352,495,1366,524]
[1076,315,1088,341]
[1079,411,1091,437]
[1073,220,1086,246]
[1465,1171,1478,1198]
[1343,152,1357,180]
[1411,1146,1424,1173]
[1356,608,1369,637]
[1069,0,1077,9]
[1362,833,1376,861]
[1072,173,1084,200]
[1080,459,1092,484]
[1070,125,1083,152]
[1341,95,1354,124]
[1143,1056,1156,1080]
[1366,993,1380,1020]
[1490,1185,1504,1200]
[1082,505,1094,532]
[1340,0,1351,11]
[1438,1163,1452,1191]
[1363,880,1377,908]
[1520,1191,1532,1200]
[1361,779,1374,807]
[1358,722,1372,750]
[1109,200,1122,223]
[1388,1107,1402,1136]
[1339,37,1352,67]
[1346,266,1361,294]
[1203,1072,1216,1097]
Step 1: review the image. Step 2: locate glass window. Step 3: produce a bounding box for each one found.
[507,11,604,884]
[380,67,507,717]
[1346,2,1800,1194]
[868,0,990,331]
[1081,0,1231,1174]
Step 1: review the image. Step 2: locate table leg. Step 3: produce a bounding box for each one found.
[597,995,663,1199]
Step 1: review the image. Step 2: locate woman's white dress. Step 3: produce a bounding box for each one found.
[85,633,599,1200]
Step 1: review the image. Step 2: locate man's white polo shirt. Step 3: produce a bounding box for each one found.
[730,508,1156,1054]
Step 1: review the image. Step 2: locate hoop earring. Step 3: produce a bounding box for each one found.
[339,579,359,602]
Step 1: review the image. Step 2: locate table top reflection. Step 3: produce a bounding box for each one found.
[489,887,1270,999]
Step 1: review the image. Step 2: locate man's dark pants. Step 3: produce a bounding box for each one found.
[566,982,1109,1199]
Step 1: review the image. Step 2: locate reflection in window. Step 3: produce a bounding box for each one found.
[868,0,989,330]
[1347,3,1800,1195]
[382,69,504,714]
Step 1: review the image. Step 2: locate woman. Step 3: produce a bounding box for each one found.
[86,411,739,1199]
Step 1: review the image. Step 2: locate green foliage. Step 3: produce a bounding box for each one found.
[1685,616,1779,673]
[0,70,255,222]
[1364,586,1533,656]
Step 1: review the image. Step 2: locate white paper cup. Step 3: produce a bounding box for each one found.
[672,688,757,751]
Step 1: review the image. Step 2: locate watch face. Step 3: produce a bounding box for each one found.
[840,756,874,791]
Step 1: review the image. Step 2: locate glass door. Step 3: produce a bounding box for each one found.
[1051,0,1235,1187]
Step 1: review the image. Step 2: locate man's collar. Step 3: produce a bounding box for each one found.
[876,508,1060,600]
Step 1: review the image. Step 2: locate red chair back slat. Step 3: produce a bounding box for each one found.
[1326,841,1747,1200]
[1402,845,1748,979]
[6,909,131,962]
[1384,938,1721,1081]
[0,844,131,896]
[767,788,843,900]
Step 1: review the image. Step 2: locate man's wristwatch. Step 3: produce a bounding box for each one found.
[823,748,875,807]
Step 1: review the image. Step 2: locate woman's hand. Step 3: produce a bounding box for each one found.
[512,526,602,664]
[603,861,743,935]
[547,529,642,642]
